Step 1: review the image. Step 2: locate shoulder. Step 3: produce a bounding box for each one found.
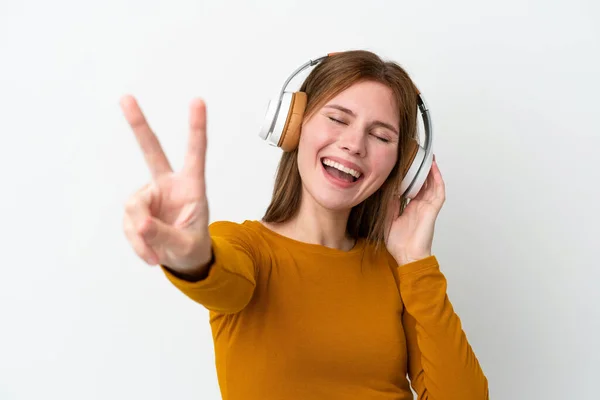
[208,220,274,267]
[360,239,397,263]
[209,219,261,239]
[362,240,401,275]
[208,220,269,252]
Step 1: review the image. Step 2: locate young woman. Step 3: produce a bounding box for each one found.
[121,50,488,399]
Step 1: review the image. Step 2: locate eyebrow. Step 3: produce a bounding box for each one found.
[324,104,399,136]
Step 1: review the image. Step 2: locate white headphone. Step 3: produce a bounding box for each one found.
[259,53,433,199]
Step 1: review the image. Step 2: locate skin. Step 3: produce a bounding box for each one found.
[120,81,445,280]
[263,80,401,251]
[264,80,446,265]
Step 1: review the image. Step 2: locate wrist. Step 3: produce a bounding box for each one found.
[393,252,431,267]
[162,247,215,282]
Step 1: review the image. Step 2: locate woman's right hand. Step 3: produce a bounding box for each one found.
[121,95,213,278]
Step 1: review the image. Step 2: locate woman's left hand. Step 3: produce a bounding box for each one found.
[385,155,446,266]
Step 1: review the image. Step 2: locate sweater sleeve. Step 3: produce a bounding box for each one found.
[397,256,489,400]
[160,221,259,314]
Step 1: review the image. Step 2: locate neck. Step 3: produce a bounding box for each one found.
[265,188,355,251]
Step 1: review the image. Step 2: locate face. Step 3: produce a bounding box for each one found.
[297,80,400,212]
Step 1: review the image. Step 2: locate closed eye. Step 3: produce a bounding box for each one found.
[328,116,346,125]
[329,116,391,143]
[373,134,390,143]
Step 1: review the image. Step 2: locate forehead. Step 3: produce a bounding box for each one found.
[324,80,399,121]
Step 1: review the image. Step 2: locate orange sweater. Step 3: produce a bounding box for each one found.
[162,220,488,399]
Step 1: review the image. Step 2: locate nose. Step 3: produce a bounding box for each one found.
[337,126,366,157]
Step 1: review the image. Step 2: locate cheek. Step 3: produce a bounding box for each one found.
[301,121,334,147]
[369,146,398,180]
[298,121,336,159]
[296,126,323,178]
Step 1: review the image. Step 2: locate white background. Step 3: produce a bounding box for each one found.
[0,1,598,399]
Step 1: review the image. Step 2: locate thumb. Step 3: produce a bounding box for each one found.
[138,216,191,252]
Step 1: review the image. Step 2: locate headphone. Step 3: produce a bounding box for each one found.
[258,53,433,199]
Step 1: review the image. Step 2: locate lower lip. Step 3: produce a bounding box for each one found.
[321,162,362,189]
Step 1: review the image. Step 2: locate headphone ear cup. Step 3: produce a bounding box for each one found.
[278,92,307,152]
[398,138,427,198]
[400,138,420,180]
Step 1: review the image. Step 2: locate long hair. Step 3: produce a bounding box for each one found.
[262,50,419,247]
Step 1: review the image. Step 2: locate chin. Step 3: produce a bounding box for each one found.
[315,195,357,212]
[304,182,366,213]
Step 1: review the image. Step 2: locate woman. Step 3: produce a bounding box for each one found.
[121,50,488,399]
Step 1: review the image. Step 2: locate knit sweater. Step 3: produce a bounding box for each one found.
[161,220,488,399]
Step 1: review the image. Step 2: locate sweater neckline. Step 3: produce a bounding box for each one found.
[244,220,368,257]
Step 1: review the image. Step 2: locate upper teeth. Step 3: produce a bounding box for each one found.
[322,158,362,179]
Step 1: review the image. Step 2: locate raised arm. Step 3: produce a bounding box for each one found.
[121,95,257,313]
[399,256,489,400]
[161,221,259,314]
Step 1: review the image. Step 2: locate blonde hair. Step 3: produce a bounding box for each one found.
[262,50,420,247]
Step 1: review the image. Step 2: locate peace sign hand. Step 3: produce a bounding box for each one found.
[121,95,212,277]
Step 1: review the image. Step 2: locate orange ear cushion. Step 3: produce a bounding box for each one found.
[400,138,420,179]
[278,92,307,152]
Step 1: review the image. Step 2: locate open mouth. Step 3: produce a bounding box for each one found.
[321,158,363,183]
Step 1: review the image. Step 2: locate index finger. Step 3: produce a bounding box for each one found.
[120,95,172,179]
